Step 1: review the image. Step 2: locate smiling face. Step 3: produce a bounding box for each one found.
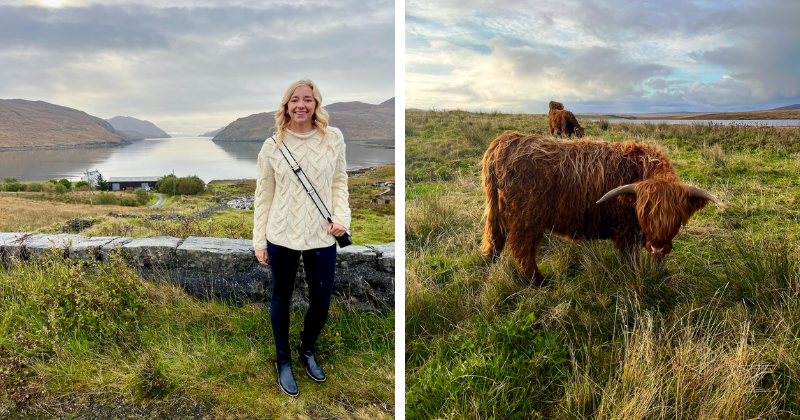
[287,85,316,128]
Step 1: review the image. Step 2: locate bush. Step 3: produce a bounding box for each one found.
[120,197,138,207]
[47,179,58,184]
[156,174,205,195]
[58,178,72,191]
[25,182,43,192]
[156,174,178,195]
[75,180,88,189]
[41,183,54,193]
[178,175,205,195]
[3,177,25,192]
[135,189,150,206]
[53,184,67,195]
[96,193,118,205]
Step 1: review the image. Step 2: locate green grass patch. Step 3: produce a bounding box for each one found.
[405,110,800,418]
[0,254,394,418]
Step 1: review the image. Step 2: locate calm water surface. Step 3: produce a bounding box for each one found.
[0,136,395,182]
[607,119,800,126]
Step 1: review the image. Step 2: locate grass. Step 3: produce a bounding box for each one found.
[0,165,396,417]
[0,254,394,418]
[405,109,800,419]
[0,165,395,245]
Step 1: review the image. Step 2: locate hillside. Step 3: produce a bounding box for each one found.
[200,126,225,137]
[213,98,395,142]
[0,99,134,150]
[106,116,170,138]
[676,109,800,120]
[772,104,800,111]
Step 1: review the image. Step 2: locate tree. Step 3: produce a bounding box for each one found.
[58,178,71,191]
[96,174,109,191]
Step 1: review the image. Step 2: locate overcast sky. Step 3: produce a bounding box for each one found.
[406,0,800,114]
[0,0,394,134]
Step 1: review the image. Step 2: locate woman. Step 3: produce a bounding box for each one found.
[252,79,350,397]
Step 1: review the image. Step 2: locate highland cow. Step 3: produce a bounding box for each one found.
[480,132,728,284]
[549,109,585,138]
[547,101,564,116]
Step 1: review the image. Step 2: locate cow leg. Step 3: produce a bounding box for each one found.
[509,231,545,285]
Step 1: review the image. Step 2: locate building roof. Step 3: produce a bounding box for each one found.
[107,177,160,182]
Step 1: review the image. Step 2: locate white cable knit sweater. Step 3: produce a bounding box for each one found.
[252,127,351,251]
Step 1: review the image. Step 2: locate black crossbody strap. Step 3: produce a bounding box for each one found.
[271,136,336,224]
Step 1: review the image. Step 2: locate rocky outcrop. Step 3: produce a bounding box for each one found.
[0,232,394,312]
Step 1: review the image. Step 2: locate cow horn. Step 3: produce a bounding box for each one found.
[687,186,729,209]
[596,183,637,204]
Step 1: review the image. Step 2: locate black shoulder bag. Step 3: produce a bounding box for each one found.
[272,136,353,248]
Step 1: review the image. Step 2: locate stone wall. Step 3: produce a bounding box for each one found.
[0,232,394,313]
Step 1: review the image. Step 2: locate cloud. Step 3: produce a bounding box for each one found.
[406,0,800,112]
[0,1,394,133]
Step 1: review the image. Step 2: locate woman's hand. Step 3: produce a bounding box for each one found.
[327,222,347,237]
[255,248,269,266]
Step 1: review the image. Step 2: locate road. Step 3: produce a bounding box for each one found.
[148,193,167,208]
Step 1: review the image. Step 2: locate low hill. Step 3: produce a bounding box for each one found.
[771,104,800,111]
[213,98,395,142]
[106,116,170,138]
[676,109,800,120]
[0,99,134,150]
[200,127,226,137]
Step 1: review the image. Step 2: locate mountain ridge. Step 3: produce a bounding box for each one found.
[212,97,395,142]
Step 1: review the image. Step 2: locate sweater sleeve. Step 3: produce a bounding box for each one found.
[252,141,276,251]
[330,128,351,230]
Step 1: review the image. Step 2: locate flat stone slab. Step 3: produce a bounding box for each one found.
[177,236,255,276]
[0,232,25,259]
[336,245,376,269]
[99,237,135,260]
[367,243,395,273]
[122,236,183,268]
[69,236,118,261]
[5,234,86,259]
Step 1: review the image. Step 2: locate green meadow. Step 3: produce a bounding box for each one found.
[0,165,396,418]
[405,110,800,419]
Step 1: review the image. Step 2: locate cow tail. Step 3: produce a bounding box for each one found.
[480,142,506,262]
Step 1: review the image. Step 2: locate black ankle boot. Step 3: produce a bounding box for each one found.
[275,352,298,396]
[298,331,326,382]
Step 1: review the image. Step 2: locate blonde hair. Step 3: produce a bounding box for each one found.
[274,79,329,145]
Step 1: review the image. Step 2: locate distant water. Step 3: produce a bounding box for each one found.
[606,119,800,126]
[0,137,395,182]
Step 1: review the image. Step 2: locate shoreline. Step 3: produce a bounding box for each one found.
[0,141,129,152]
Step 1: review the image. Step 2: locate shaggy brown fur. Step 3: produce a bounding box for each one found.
[549,109,584,138]
[481,132,714,284]
[547,101,564,116]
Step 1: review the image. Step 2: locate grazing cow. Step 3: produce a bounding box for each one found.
[549,109,585,138]
[480,132,728,284]
[547,101,564,116]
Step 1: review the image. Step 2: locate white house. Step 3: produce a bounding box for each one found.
[80,170,101,185]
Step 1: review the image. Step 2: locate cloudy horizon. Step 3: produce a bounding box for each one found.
[0,0,394,134]
[406,0,800,114]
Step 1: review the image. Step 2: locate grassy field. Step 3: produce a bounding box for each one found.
[0,164,396,246]
[405,110,800,419]
[0,254,394,419]
[0,165,396,418]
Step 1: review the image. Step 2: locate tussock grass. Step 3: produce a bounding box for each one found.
[406,110,800,418]
[0,255,394,418]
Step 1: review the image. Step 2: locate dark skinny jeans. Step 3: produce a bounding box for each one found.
[267,241,336,359]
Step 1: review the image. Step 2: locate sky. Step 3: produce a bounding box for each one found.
[0,0,395,134]
[406,0,800,114]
